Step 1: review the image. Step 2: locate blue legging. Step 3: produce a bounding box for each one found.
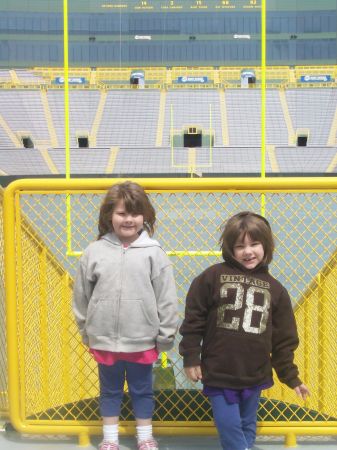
[98,361,154,419]
[210,390,261,450]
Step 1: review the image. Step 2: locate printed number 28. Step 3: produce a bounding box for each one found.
[217,283,271,334]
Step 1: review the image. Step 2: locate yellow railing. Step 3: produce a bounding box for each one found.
[294,65,337,80]
[3,177,337,446]
[0,65,335,89]
[0,188,8,418]
[96,67,167,84]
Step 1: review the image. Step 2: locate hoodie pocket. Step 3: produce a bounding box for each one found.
[204,331,271,380]
[85,298,117,337]
[119,299,159,340]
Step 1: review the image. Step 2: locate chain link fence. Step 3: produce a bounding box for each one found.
[2,178,337,442]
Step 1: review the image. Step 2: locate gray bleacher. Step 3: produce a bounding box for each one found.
[0,69,11,82]
[275,146,337,173]
[0,123,13,148]
[14,69,45,84]
[286,88,337,145]
[0,145,336,175]
[266,90,289,145]
[47,90,100,147]
[111,146,270,176]
[163,89,223,147]
[199,146,272,174]
[0,148,51,175]
[226,89,261,146]
[225,89,289,146]
[49,144,337,176]
[48,147,112,174]
[0,87,337,176]
[0,90,50,146]
[112,146,187,174]
[97,90,160,147]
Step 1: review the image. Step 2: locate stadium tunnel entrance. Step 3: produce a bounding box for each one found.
[130,70,145,88]
[241,69,256,88]
[172,125,214,148]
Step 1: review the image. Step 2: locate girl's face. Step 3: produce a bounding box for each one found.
[233,233,264,270]
[111,200,144,244]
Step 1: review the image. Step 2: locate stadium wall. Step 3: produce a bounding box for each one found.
[0,9,337,66]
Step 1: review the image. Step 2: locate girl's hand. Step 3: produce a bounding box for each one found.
[184,366,202,382]
[294,383,310,401]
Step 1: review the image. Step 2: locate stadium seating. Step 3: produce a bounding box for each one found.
[286,89,337,145]
[163,89,223,147]
[47,90,101,148]
[0,148,51,174]
[0,75,337,175]
[275,146,337,173]
[96,90,160,147]
[0,90,50,146]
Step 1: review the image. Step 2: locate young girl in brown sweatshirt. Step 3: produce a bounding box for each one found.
[179,211,310,450]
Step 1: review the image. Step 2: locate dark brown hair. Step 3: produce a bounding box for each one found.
[98,181,156,239]
[219,211,275,265]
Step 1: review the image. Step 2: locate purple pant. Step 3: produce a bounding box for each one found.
[210,389,261,450]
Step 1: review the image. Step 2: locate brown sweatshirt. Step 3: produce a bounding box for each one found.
[179,259,302,390]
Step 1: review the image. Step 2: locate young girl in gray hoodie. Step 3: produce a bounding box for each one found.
[73,181,178,450]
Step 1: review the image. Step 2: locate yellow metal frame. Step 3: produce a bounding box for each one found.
[3,177,337,447]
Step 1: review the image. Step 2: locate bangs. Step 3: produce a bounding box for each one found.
[237,227,266,244]
[123,196,144,215]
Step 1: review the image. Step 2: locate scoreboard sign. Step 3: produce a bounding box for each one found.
[100,0,260,12]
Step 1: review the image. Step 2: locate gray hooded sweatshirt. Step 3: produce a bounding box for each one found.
[72,231,178,353]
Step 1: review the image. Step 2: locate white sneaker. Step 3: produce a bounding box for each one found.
[137,437,159,450]
[98,441,120,450]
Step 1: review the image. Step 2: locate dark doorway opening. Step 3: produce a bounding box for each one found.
[248,76,256,86]
[184,128,202,147]
[184,133,202,147]
[78,136,89,148]
[297,135,308,146]
[22,137,34,148]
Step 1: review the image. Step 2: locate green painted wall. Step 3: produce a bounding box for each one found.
[1,0,336,13]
